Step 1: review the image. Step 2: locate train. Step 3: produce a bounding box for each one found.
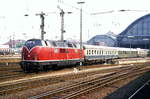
[20,39,149,72]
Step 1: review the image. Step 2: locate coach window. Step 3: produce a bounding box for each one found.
[95,50,96,54]
[68,43,73,48]
[87,50,88,55]
[89,50,91,55]
[121,51,123,54]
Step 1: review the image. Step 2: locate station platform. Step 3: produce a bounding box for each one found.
[116,57,150,64]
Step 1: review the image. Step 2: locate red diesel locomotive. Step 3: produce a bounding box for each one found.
[20,39,149,72]
[20,39,84,72]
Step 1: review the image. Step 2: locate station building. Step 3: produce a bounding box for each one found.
[87,34,117,47]
[117,14,150,49]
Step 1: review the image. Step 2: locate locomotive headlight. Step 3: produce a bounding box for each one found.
[54,48,59,53]
[33,54,38,60]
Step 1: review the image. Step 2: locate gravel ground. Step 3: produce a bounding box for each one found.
[3,71,149,99]
[1,62,149,99]
[77,71,150,99]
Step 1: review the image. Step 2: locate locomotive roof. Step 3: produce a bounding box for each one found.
[27,38,42,41]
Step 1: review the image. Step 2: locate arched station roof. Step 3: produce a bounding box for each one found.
[117,14,150,49]
[87,35,116,47]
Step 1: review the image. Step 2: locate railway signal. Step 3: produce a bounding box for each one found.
[25,12,47,40]
[36,12,46,40]
[57,6,72,41]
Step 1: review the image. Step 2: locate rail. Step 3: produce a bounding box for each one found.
[128,79,150,99]
[28,67,149,99]
[0,65,133,95]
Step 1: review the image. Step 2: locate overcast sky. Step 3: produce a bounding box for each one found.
[0,0,150,44]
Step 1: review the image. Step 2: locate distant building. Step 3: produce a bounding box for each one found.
[0,45,9,48]
[87,33,117,47]
[4,40,25,48]
[117,14,150,49]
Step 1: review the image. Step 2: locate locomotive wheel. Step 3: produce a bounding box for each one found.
[107,59,113,64]
[20,62,31,73]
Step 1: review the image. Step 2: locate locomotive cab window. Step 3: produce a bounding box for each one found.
[89,50,91,55]
[73,43,77,48]
[46,40,56,47]
[67,43,73,47]
[55,42,67,47]
[44,41,49,46]
[25,39,43,50]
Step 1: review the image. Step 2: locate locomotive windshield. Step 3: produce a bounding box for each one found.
[24,39,43,50]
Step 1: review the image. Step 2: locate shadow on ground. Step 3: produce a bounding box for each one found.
[104,71,150,99]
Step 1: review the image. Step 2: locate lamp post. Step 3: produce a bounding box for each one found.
[128,36,134,54]
[77,1,85,66]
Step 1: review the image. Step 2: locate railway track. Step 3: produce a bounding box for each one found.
[0,64,24,81]
[0,63,149,98]
[0,64,133,96]
[0,72,25,81]
[29,66,150,99]
[0,64,20,71]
